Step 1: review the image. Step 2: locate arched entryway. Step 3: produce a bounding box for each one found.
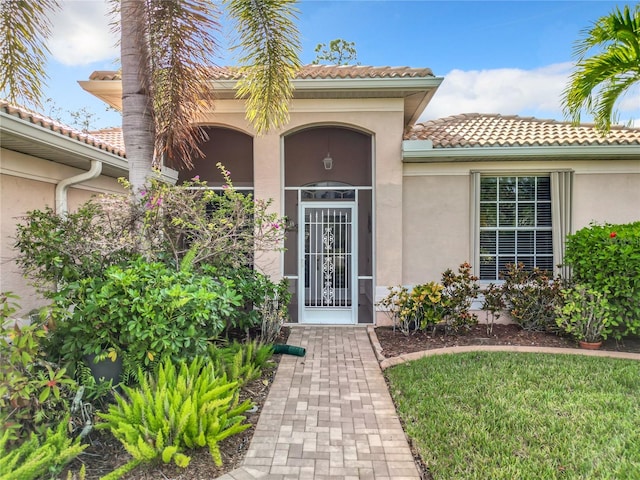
[284,126,373,324]
[178,126,253,190]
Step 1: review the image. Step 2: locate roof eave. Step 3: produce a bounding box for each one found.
[2,111,180,184]
[402,142,640,162]
[78,79,122,111]
[1,110,129,174]
[80,76,444,126]
[208,76,443,91]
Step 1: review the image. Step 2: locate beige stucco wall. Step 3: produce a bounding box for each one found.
[573,171,640,228]
[402,175,470,284]
[401,159,640,287]
[0,148,126,316]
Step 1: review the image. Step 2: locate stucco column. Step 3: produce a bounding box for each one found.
[252,132,283,279]
[374,120,404,324]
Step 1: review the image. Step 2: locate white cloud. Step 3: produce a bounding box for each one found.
[420,63,573,122]
[49,0,118,66]
[421,63,640,127]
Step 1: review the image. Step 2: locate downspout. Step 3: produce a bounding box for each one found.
[55,160,103,215]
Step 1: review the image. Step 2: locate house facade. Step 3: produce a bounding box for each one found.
[3,65,639,323]
[80,65,640,326]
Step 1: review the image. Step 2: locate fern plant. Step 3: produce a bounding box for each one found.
[207,340,274,387]
[0,416,86,480]
[97,356,252,475]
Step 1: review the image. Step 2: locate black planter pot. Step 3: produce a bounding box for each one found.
[84,353,123,385]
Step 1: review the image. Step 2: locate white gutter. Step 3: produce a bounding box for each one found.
[55,160,102,215]
[402,141,640,162]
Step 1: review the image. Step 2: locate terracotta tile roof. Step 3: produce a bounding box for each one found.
[405,113,640,148]
[89,65,435,82]
[89,127,125,152]
[1,100,126,157]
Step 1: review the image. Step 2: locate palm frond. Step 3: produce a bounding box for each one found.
[595,75,640,133]
[147,0,221,169]
[562,4,640,133]
[0,0,60,107]
[225,0,301,134]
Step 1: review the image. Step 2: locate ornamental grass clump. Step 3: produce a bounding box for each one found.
[98,356,254,478]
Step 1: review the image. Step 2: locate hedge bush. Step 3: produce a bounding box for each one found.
[564,221,640,338]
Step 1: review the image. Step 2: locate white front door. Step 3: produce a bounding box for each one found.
[299,203,357,324]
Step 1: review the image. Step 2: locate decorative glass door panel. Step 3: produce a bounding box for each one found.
[300,204,356,324]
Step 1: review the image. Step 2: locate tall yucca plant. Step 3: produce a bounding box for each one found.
[1,0,301,192]
[562,4,640,134]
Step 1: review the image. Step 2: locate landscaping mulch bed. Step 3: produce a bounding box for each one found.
[375,323,640,359]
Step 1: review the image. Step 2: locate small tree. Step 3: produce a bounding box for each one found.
[312,39,359,65]
[481,283,505,336]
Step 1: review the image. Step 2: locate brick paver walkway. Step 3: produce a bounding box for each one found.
[218,326,420,480]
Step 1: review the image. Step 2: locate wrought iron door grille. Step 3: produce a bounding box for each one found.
[304,207,352,307]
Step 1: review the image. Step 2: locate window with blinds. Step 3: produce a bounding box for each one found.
[479,176,553,280]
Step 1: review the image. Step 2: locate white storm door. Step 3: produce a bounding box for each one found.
[299,203,356,324]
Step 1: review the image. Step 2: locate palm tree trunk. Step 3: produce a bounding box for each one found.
[120,0,155,193]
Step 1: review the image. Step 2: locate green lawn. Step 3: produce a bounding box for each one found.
[385,352,640,480]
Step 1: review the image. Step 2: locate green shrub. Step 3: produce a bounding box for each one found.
[14,166,286,294]
[564,221,640,338]
[0,293,77,444]
[556,284,613,342]
[481,283,506,335]
[205,266,291,334]
[98,356,252,475]
[131,167,286,270]
[0,415,86,480]
[47,258,242,377]
[257,279,290,344]
[13,202,137,294]
[440,262,480,333]
[378,263,480,336]
[501,263,565,332]
[377,282,445,336]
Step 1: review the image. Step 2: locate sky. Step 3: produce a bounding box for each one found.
[38,0,640,130]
